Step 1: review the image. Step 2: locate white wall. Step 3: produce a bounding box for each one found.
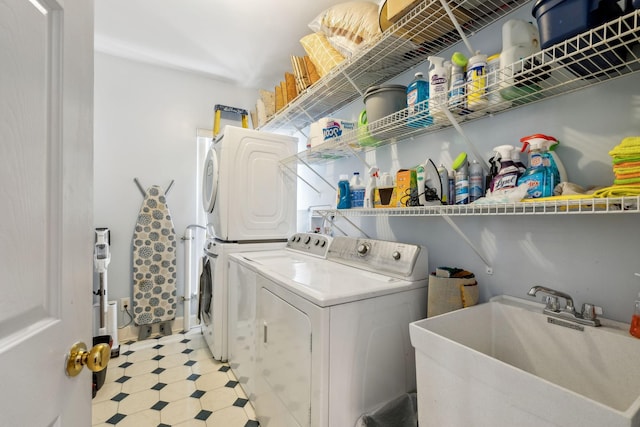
[93,52,256,328]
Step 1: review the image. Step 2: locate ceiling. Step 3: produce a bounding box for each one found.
[94,0,357,90]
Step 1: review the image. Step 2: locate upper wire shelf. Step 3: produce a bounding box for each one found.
[281,7,640,166]
[316,196,640,217]
[260,0,529,134]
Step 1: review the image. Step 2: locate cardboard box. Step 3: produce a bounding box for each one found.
[374,187,397,208]
[396,169,417,207]
[386,0,421,23]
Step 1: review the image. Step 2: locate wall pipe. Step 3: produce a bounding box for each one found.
[182,224,206,331]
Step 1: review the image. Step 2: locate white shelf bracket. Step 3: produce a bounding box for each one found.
[280,161,322,195]
[298,157,339,191]
[440,214,492,274]
[438,0,475,56]
[340,70,364,97]
[317,209,371,239]
[340,142,372,170]
[443,107,491,174]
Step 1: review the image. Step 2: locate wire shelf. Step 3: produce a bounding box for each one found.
[261,0,528,133]
[281,7,640,166]
[316,196,640,218]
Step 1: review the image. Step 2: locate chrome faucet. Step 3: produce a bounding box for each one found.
[527,285,602,327]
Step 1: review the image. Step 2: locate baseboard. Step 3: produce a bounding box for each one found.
[116,315,200,344]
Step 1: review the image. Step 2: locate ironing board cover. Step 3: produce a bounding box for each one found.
[132,185,177,325]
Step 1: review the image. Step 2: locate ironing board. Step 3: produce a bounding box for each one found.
[132,184,177,338]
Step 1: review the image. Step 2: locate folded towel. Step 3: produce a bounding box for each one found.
[615,171,640,180]
[614,177,640,185]
[609,136,640,157]
[592,184,640,198]
[613,161,640,169]
[613,157,640,164]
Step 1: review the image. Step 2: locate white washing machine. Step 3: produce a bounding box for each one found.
[227,232,332,399]
[202,125,297,242]
[199,238,286,361]
[228,236,429,427]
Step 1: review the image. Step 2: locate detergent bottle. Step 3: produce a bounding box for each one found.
[349,172,365,208]
[407,72,431,127]
[427,56,450,123]
[337,175,351,209]
[517,138,552,198]
[363,167,379,208]
[489,145,520,193]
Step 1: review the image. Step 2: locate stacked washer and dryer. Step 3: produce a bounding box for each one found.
[199,125,297,361]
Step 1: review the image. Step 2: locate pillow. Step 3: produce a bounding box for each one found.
[309,1,382,57]
[300,32,346,78]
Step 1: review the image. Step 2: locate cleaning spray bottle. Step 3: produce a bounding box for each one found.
[469,159,485,202]
[517,138,552,198]
[520,134,567,189]
[489,145,520,193]
[427,56,450,123]
[363,167,379,208]
[452,152,469,204]
[449,52,468,114]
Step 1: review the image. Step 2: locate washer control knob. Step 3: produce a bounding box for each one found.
[357,242,370,256]
[304,236,311,244]
[392,251,401,260]
[320,240,327,247]
[314,239,320,246]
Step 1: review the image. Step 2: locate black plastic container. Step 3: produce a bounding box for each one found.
[92,334,112,398]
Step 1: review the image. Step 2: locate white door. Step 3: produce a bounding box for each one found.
[0,0,94,425]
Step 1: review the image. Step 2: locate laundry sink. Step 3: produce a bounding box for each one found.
[410,295,640,427]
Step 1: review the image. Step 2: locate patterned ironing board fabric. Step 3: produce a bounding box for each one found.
[132,185,177,325]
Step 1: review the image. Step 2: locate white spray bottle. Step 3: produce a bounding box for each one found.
[427,56,450,123]
[490,145,520,193]
[364,166,379,208]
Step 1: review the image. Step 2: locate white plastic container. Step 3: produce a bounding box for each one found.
[487,53,511,112]
[427,56,450,123]
[349,172,365,208]
[466,51,488,112]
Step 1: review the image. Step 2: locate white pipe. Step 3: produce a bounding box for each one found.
[183,227,193,331]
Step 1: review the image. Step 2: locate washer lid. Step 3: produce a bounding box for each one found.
[202,146,219,213]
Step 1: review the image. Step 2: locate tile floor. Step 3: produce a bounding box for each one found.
[92,327,259,426]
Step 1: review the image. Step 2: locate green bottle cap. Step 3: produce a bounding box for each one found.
[452,152,468,170]
[451,52,468,68]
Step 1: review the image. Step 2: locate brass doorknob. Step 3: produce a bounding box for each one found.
[65,341,110,377]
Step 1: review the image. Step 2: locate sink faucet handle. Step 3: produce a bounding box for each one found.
[544,296,560,311]
[582,303,603,320]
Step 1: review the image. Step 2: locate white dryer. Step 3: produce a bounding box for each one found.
[229,236,429,427]
[202,125,297,242]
